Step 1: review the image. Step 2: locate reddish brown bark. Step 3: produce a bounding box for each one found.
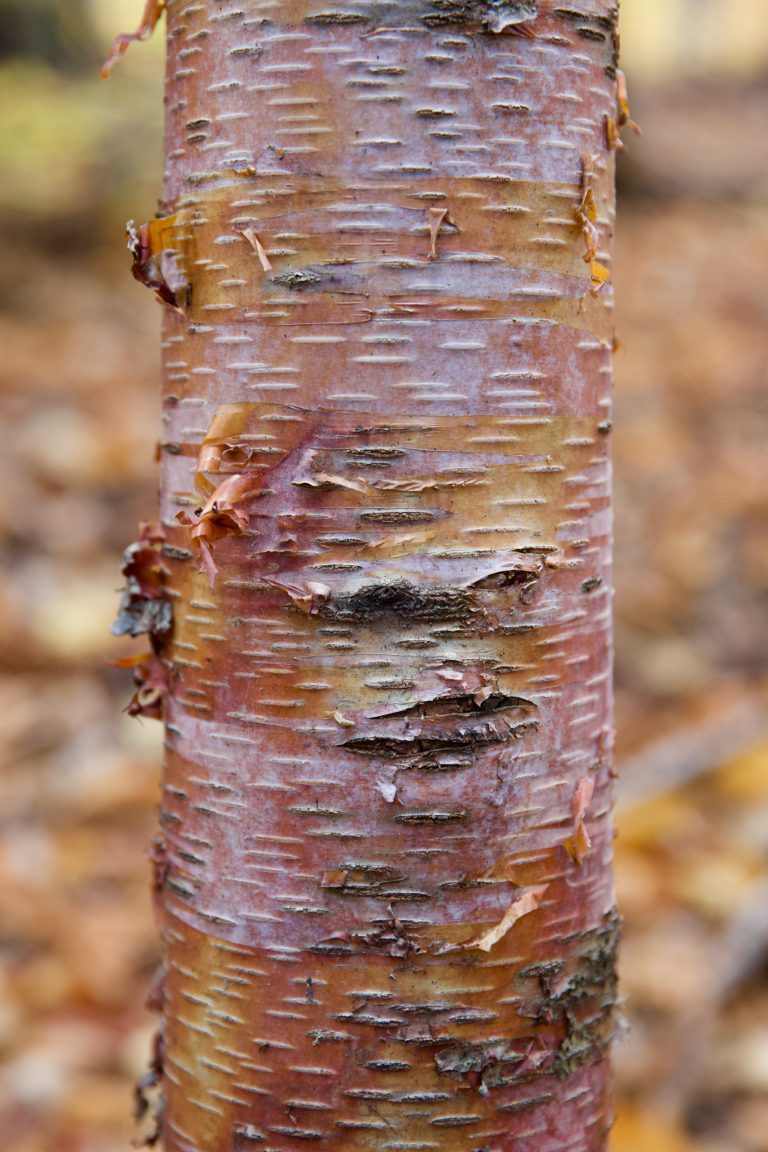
[117,2,622,1148]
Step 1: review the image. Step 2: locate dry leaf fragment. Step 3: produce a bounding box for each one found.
[242,227,272,271]
[101,0,167,78]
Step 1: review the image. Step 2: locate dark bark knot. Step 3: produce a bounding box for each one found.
[317,561,542,626]
[305,2,537,33]
[320,581,477,623]
[339,690,539,761]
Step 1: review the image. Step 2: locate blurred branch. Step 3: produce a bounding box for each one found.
[616,692,768,810]
[0,0,99,71]
[618,77,768,202]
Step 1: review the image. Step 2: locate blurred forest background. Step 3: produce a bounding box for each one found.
[0,1,767,1150]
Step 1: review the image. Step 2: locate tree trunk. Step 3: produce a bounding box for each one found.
[125,2,621,1148]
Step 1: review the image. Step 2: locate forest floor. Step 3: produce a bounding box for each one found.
[0,67,767,1152]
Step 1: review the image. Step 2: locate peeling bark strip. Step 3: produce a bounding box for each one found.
[101,0,167,78]
[132,0,620,1147]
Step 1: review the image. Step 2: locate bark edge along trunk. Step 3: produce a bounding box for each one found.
[137,2,621,1148]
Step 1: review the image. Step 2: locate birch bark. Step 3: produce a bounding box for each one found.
[126,2,622,1148]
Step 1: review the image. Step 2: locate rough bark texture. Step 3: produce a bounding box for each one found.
[133,1,621,1148]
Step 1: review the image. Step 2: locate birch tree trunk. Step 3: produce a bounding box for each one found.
[124,2,622,1149]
